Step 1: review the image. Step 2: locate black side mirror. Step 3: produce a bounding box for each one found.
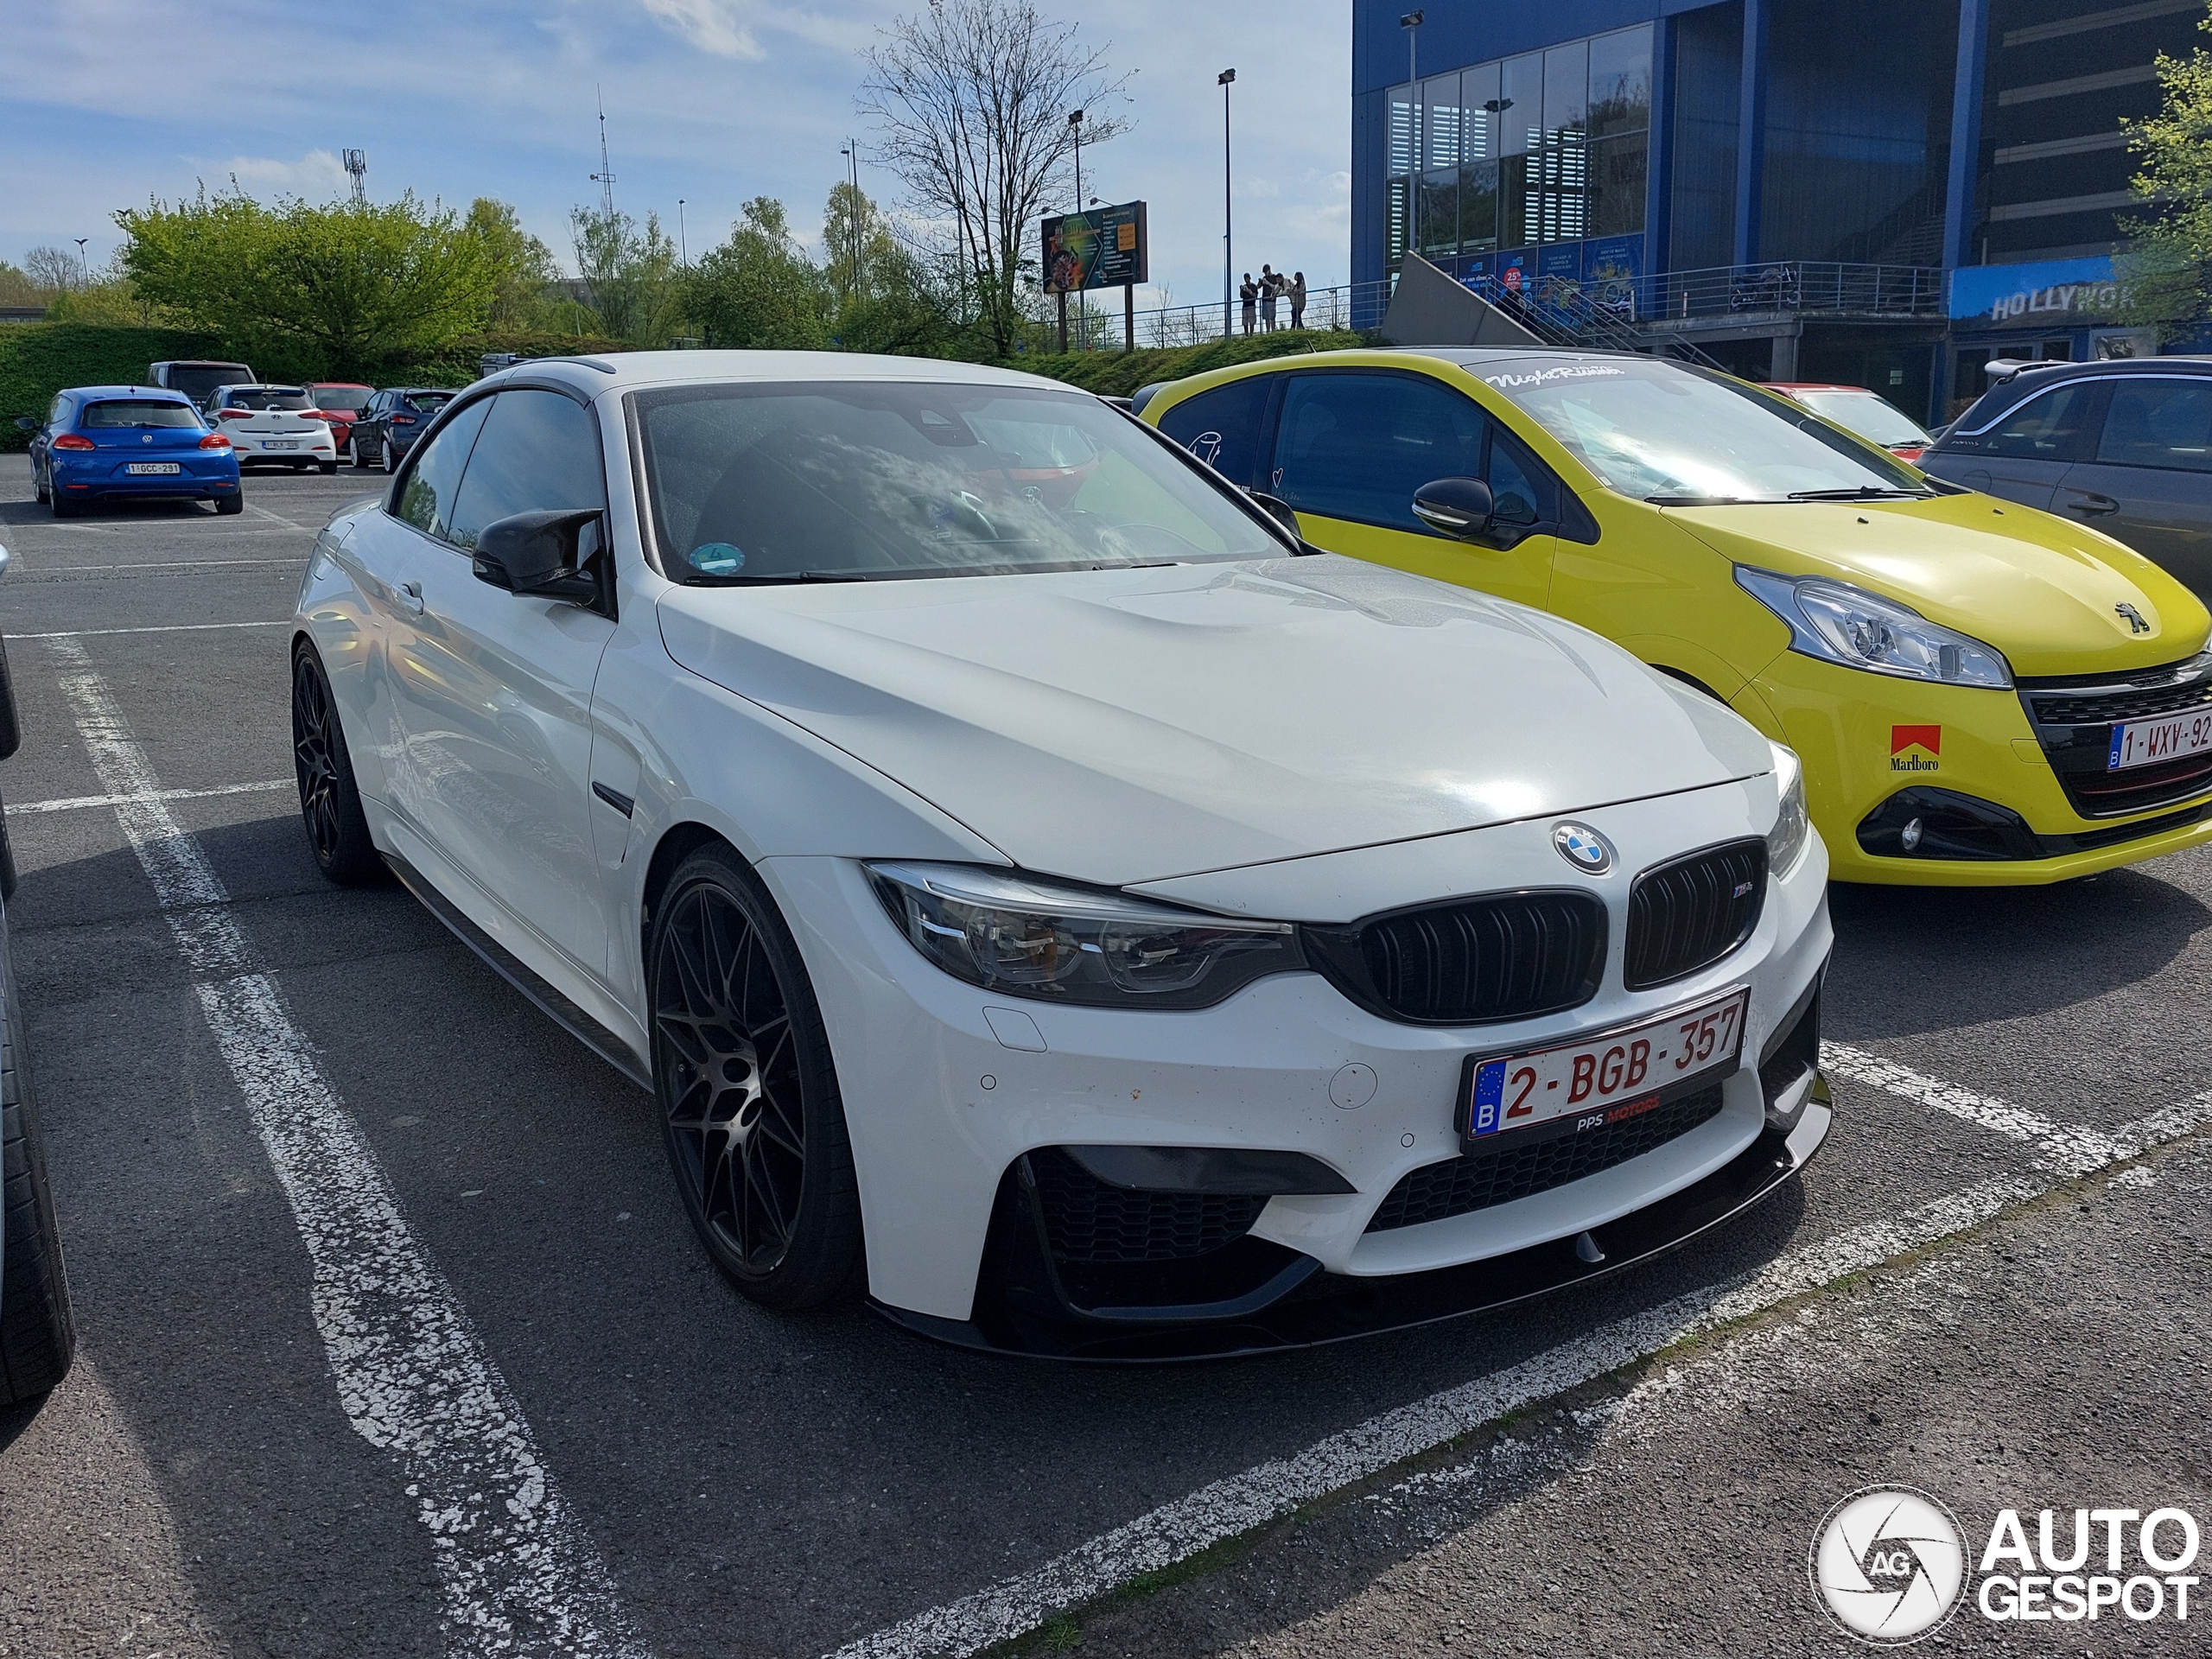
[12,416,35,432]
[474,508,603,605]
[1245,489,1302,540]
[1411,476,1496,539]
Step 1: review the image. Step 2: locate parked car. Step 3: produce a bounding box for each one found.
[1141,347,2212,887]
[207,385,339,474]
[144,359,255,410]
[0,543,77,1405]
[18,386,241,518]
[1769,383,1935,461]
[1918,356,2212,598]
[306,382,375,455]
[350,387,457,473]
[288,353,1832,1357]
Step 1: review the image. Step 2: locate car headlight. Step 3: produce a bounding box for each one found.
[1767,743,1810,876]
[868,861,1305,1010]
[1735,566,2012,688]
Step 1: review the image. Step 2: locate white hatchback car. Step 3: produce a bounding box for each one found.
[290,353,1834,1357]
[209,384,339,473]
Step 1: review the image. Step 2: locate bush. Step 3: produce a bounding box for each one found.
[1006,330,1369,398]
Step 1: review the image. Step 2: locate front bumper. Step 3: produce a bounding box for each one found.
[1738,652,2212,885]
[765,775,1833,1357]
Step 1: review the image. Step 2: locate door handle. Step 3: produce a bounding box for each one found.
[2067,492,2120,517]
[397,580,425,615]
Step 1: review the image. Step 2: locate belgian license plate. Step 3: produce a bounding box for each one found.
[266,440,298,451]
[1459,987,1750,1149]
[125,462,181,475]
[2108,710,2212,772]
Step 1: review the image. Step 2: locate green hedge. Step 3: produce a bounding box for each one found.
[0,324,634,449]
[1006,330,1369,398]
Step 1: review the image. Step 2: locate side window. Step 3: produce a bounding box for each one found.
[393,397,494,542]
[443,391,607,550]
[1271,372,1487,531]
[1967,385,2096,459]
[2094,380,2212,473]
[1485,428,1552,526]
[48,395,67,426]
[1154,377,1273,489]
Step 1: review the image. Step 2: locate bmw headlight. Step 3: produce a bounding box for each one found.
[1735,567,2012,688]
[868,862,1305,1009]
[1767,743,1811,876]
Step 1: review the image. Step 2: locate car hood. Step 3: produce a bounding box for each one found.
[656,556,1772,888]
[1664,493,2212,678]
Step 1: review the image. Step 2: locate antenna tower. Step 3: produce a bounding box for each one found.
[590,88,618,219]
[341,149,367,205]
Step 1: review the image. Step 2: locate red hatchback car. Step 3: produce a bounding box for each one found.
[1767,382,1935,462]
[305,383,375,455]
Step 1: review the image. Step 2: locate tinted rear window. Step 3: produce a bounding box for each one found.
[223,387,312,410]
[82,400,202,429]
[404,391,455,413]
[163,365,252,402]
[314,388,372,412]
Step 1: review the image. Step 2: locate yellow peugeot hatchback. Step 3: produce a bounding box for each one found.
[1139,347,2212,885]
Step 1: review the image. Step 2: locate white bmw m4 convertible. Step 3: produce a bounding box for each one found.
[289,352,1834,1358]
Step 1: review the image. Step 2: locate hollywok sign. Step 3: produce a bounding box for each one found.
[1948,255,2124,329]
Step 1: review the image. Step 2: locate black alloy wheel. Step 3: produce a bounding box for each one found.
[650,846,861,1309]
[290,645,380,885]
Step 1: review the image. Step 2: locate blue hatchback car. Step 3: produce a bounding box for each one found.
[17,385,242,518]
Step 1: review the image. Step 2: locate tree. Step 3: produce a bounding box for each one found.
[22,245,86,294]
[684,198,831,350]
[2119,6,2212,335]
[465,199,561,330]
[0,264,36,306]
[859,0,1129,356]
[820,182,960,356]
[569,205,684,346]
[115,188,495,373]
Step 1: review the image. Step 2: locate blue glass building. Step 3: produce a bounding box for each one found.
[1352,0,2206,422]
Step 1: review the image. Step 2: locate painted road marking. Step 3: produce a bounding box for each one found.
[6,779,292,816]
[828,1084,2212,1659]
[1820,1040,2118,1173]
[18,556,308,575]
[8,620,291,639]
[46,635,645,1659]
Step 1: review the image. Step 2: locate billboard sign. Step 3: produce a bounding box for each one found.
[1948,255,2120,329]
[1043,200,1148,294]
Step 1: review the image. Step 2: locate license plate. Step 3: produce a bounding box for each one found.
[125,462,181,475]
[1459,986,1750,1148]
[265,440,298,450]
[2108,709,2212,771]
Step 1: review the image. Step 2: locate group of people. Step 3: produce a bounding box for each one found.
[1239,265,1307,334]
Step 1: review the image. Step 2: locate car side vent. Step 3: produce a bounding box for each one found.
[1303,891,1605,1026]
[1624,839,1766,991]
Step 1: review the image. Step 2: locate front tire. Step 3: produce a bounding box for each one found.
[352,442,372,470]
[649,846,862,1311]
[33,466,48,505]
[1,959,75,1406]
[290,644,381,886]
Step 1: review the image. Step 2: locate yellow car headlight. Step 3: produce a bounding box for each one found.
[1736,566,2012,689]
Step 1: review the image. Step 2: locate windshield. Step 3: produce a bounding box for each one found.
[222,387,312,411]
[1478,358,1927,502]
[314,388,372,412]
[404,391,454,413]
[164,365,251,403]
[82,399,201,429]
[1789,390,1929,448]
[635,382,1283,583]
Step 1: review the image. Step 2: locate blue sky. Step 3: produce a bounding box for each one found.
[2,0,1351,316]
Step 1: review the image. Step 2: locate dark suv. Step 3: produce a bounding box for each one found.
[1920,357,2212,597]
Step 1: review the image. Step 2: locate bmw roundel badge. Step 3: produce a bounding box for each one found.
[1553,822,1614,875]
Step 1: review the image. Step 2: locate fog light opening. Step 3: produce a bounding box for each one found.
[1900,817,1924,852]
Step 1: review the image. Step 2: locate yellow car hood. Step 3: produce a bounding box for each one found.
[1665,493,2211,679]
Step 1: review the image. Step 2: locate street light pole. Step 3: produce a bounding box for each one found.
[1069,109,1086,349]
[840,141,862,304]
[73,238,89,284]
[1218,68,1236,340]
[1401,11,1424,262]
[677,200,687,266]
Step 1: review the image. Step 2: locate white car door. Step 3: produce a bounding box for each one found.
[382,387,618,989]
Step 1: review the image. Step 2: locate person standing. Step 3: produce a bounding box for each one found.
[1289,270,1307,329]
[1260,264,1280,332]
[1239,273,1258,335]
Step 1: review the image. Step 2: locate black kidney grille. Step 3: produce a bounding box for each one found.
[1624,840,1766,991]
[1365,1084,1726,1232]
[1305,891,1605,1026]
[1027,1148,1262,1264]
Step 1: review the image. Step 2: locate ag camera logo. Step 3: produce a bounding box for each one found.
[1810,1486,1968,1644]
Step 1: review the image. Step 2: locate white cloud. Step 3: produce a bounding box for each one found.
[211,149,353,197]
[637,0,766,60]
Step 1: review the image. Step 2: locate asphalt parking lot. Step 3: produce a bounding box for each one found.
[1,448,2208,1658]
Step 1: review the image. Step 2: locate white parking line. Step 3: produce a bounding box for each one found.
[5,779,291,816]
[23,557,308,575]
[829,1084,2212,1659]
[245,500,316,532]
[45,635,645,1659]
[7,620,290,639]
[1820,1040,2118,1173]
